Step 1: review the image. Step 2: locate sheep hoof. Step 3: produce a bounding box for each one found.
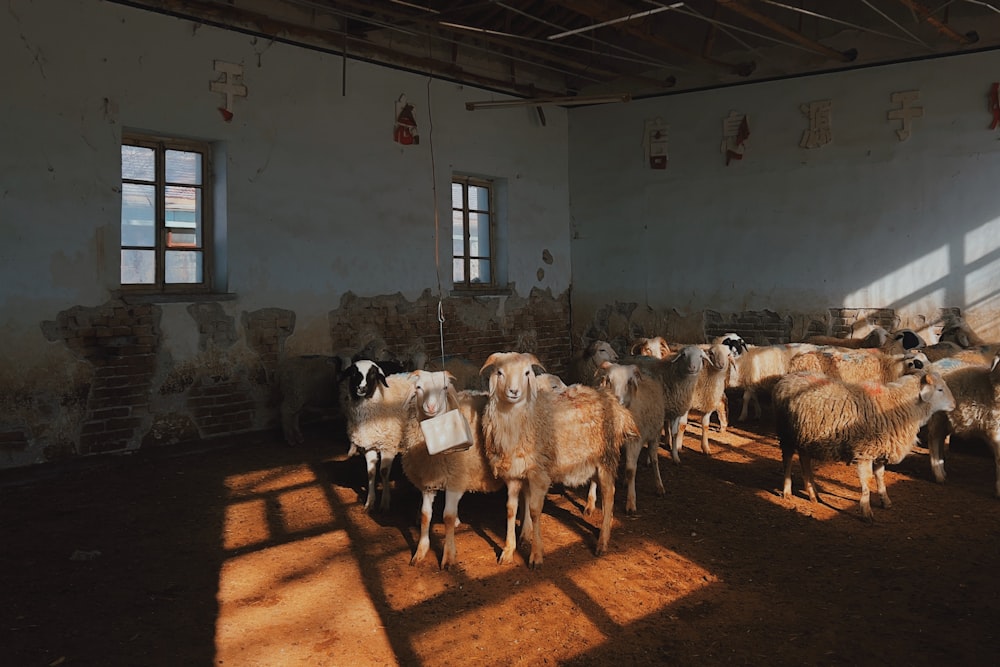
[498,549,516,565]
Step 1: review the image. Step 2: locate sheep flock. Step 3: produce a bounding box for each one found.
[274,318,1000,566]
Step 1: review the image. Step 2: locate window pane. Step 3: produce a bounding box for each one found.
[451,183,463,209]
[122,145,155,181]
[468,185,489,211]
[452,212,465,255]
[121,249,155,284]
[166,250,203,284]
[469,213,490,256]
[166,149,202,185]
[165,186,200,248]
[469,259,491,284]
[121,183,156,247]
[452,258,464,283]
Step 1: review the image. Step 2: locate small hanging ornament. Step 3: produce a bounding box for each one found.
[989,83,1000,131]
[393,94,419,145]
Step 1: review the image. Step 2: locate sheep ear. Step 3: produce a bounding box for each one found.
[957,331,971,348]
[918,373,938,402]
[629,340,644,355]
[480,353,503,375]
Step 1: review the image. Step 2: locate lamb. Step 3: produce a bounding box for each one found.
[595,362,667,514]
[401,370,505,568]
[679,342,735,456]
[340,360,417,512]
[634,345,711,463]
[788,347,930,385]
[480,352,638,567]
[276,354,344,446]
[774,370,955,522]
[728,343,817,421]
[567,340,619,385]
[923,354,1000,496]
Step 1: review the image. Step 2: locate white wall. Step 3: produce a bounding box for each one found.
[568,49,1000,340]
[0,0,572,361]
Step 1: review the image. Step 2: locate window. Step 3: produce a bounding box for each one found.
[452,176,494,288]
[120,134,212,292]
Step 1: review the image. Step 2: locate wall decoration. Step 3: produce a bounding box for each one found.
[887,90,923,141]
[799,99,833,149]
[393,94,419,145]
[989,83,1000,130]
[643,118,669,169]
[209,60,247,122]
[721,111,750,165]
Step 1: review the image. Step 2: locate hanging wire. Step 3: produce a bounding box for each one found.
[425,71,447,366]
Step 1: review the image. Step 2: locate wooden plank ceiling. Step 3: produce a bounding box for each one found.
[116,0,999,99]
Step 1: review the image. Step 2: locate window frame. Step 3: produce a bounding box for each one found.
[451,175,496,291]
[120,132,214,295]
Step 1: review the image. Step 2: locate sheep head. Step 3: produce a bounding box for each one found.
[345,360,389,401]
[596,362,640,408]
[672,345,709,375]
[411,370,458,418]
[481,352,542,406]
[586,340,619,364]
[630,336,669,359]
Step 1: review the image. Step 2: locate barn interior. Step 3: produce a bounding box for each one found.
[4,1,1000,665]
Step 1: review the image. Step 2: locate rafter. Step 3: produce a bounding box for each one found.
[892,0,980,44]
[718,0,858,62]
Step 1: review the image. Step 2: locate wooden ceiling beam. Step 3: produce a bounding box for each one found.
[718,0,858,62]
[892,0,979,44]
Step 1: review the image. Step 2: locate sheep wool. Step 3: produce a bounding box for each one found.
[774,370,955,522]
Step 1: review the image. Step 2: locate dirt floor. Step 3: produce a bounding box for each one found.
[4,403,1000,667]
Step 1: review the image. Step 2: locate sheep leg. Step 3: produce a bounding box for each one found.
[280,405,303,446]
[363,449,379,511]
[623,438,642,515]
[781,448,795,499]
[519,485,533,546]
[411,490,436,565]
[526,471,549,568]
[926,412,949,484]
[716,396,729,434]
[441,490,464,570]
[699,412,713,455]
[874,460,891,510]
[498,479,523,565]
[857,460,876,522]
[583,478,597,516]
[647,436,665,496]
[667,416,685,464]
[738,388,753,421]
[989,432,1000,498]
[594,466,616,557]
[378,452,394,512]
[799,450,819,504]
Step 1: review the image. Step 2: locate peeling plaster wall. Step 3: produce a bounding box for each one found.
[0,1,572,468]
[568,49,1000,346]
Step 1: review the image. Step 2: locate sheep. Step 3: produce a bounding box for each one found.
[938,318,987,348]
[401,370,506,568]
[480,352,638,567]
[633,345,711,464]
[629,336,672,359]
[788,347,930,385]
[567,340,619,385]
[422,354,484,391]
[340,360,417,512]
[536,372,569,393]
[276,354,344,446]
[774,370,955,522]
[728,343,818,421]
[923,353,1000,496]
[679,343,735,456]
[595,362,667,514]
[804,326,889,349]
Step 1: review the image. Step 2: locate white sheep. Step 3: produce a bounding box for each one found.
[680,343,734,456]
[788,347,930,385]
[401,370,505,568]
[480,352,638,567]
[567,340,619,385]
[729,343,818,421]
[595,362,667,514]
[276,354,343,446]
[634,345,711,464]
[774,370,955,522]
[340,360,417,512]
[536,372,569,393]
[923,353,1000,496]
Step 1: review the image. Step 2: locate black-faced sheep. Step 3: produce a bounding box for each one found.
[774,370,955,522]
[595,362,667,514]
[924,354,1000,496]
[276,354,344,446]
[480,352,638,567]
[401,370,504,568]
[340,360,417,512]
